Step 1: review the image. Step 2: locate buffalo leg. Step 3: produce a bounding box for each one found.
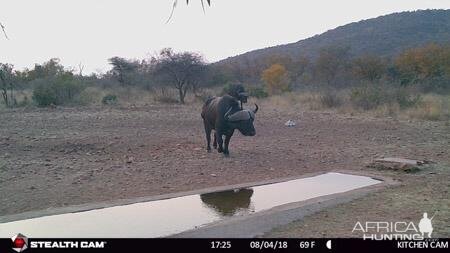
[204,122,212,152]
[223,131,234,157]
[216,131,224,153]
[213,132,217,149]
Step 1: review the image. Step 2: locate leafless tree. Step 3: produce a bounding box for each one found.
[0,63,15,107]
[78,63,85,76]
[152,48,206,103]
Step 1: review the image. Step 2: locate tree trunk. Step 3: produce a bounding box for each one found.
[10,85,15,107]
[1,88,7,106]
[178,86,185,104]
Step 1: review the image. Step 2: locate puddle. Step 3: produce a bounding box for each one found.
[0,172,380,238]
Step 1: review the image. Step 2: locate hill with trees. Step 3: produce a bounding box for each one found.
[218,9,450,65]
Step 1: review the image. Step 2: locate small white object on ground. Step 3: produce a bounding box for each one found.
[285,120,296,127]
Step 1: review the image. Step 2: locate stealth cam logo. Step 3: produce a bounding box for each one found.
[11,233,28,252]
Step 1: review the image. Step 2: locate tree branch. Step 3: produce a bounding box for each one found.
[0,22,9,39]
[166,0,211,23]
[165,0,178,24]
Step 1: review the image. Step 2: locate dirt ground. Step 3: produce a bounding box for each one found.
[1,102,449,236]
[265,163,450,237]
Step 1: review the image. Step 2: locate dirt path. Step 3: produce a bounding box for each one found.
[1,103,449,227]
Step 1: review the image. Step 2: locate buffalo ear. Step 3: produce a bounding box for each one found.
[253,104,259,114]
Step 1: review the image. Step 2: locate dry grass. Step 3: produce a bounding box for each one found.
[0,89,33,108]
[77,86,168,106]
[373,103,401,118]
[258,90,450,122]
[257,91,343,111]
[4,86,449,123]
[406,94,450,121]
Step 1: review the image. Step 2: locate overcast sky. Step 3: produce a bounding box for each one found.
[1,0,449,74]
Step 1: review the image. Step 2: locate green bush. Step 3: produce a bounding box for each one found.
[394,89,422,109]
[221,83,233,96]
[350,86,423,110]
[248,87,269,98]
[350,86,385,110]
[102,94,118,105]
[32,75,84,106]
[248,86,269,98]
[32,83,57,106]
[222,84,269,99]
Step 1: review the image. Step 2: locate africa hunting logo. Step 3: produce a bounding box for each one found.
[352,212,437,240]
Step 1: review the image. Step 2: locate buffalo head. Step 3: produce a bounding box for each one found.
[224,104,258,136]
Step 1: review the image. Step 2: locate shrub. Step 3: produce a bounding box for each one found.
[351,85,424,111]
[102,94,118,105]
[18,95,31,107]
[320,91,342,108]
[262,64,291,95]
[32,83,57,106]
[350,86,384,110]
[248,86,268,98]
[221,83,232,96]
[195,92,214,103]
[406,95,449,121]
[32,75,84,106]
[408,102,442,121]
[221,83,246,97]
[394,89,422,109]
[154,88,179,104]
[221,83,269,99]
[155,95,178,104]
[77,86,103,105]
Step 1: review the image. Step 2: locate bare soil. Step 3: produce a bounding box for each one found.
[1,103,449,236]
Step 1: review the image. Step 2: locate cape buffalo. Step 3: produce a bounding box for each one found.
[201,95,258,157]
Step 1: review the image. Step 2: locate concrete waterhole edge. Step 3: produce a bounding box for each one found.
[0,170,398,238]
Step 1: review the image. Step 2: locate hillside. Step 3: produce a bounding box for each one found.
[218,9,450,64]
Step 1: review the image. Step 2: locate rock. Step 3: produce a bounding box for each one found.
[367,157,433,173]
[126,156,134,163]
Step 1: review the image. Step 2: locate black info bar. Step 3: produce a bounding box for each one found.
[1,238,448,253]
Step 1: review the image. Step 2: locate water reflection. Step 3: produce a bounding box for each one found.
[200,189,254,216]
[0,173,381,238]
